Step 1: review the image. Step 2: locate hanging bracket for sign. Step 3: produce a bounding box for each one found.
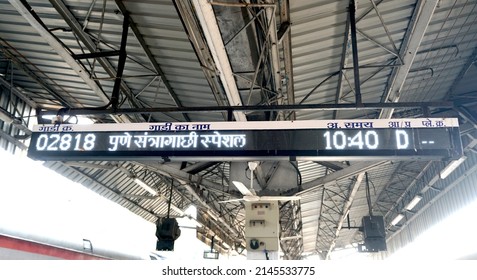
[27,118,463,162]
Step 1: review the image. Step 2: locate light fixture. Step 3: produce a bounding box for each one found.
[134,178,158,196]
[440,156,467,179]
[203,250,219,259]
[405,195,423,211]
[390,214,404,226]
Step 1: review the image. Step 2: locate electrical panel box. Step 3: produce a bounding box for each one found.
[245,201,279,251]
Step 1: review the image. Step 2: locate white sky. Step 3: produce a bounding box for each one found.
[0,149,208,259]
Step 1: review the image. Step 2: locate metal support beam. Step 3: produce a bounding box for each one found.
[0,107,31,135]
[11,0,130,123]
[259,161,281,190]
[72,50,121,60]
[181,162,219,174]
[279,0,296,120]
[224,9,266,47]
[445,47,477,100]
[49,0,143,120]
[264,0,282,105]
[349,0,363,106]
[379,0,438,119]
[369,0,402,63]
[0,129,27,149]
[280,200,304,259]
[209,1,275,8]
[355,29,401,59]
[114,0,191,122]
[0,40,71,107]
[173,0,229,121]
[324,172,364,259]
[299,161,385,194]
[0,75,37,108]
[191,0,247,122]
[254,164,268,190]
[111,12,129,111]
[133,163,243,248]
[9,0,109,105]
[135,161,243,237]
[335,0,388,119]
[316,161,348,171]
[334,12,351,119]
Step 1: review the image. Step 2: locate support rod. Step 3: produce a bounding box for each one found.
[111,12,129,112]
[349,0,362,106]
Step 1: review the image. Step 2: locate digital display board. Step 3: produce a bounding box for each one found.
[27,118,463,161]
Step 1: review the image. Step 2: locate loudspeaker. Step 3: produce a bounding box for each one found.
[362,216,385,239]
[359,216,387,252]
[155,218,181,251]
[156,218,181,240]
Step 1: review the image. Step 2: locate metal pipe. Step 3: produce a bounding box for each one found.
[37,101,455,116]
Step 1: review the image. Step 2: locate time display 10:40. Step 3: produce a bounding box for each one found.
[322,130,412,150]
